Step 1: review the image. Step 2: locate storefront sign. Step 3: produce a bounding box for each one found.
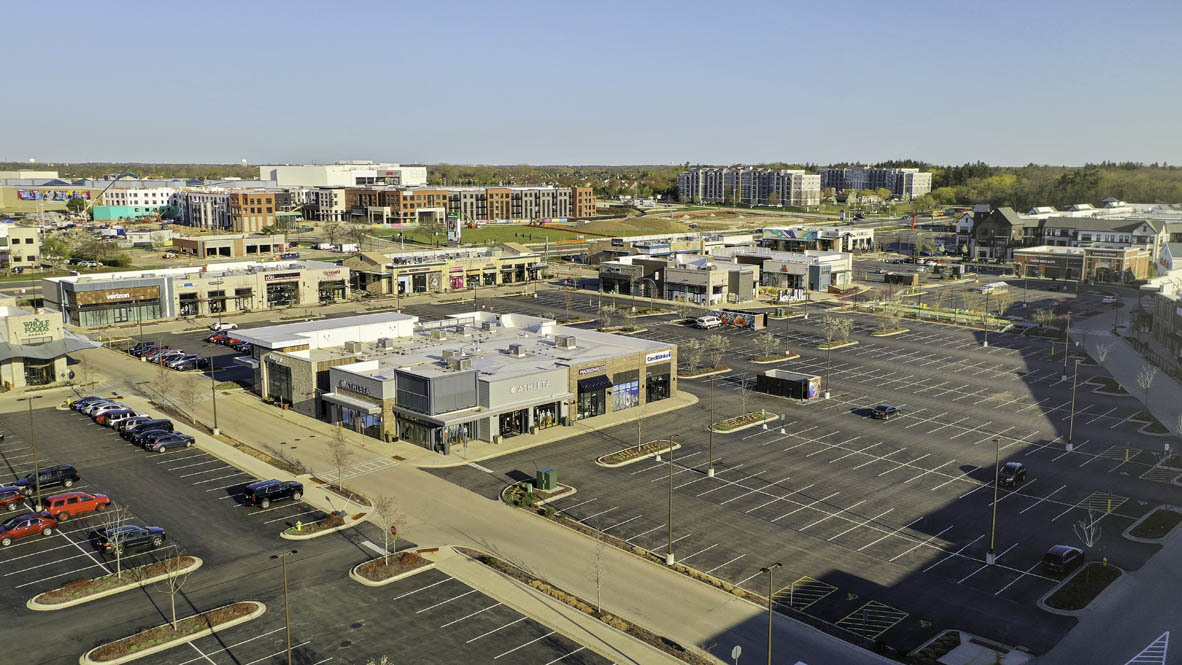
[510,379,552,395]
[323,269,341,276]
[105,292,131,300]
[265,272,300,282]
[645,350,672,364]
[337,379,372,396]
[578,364,607,376]
[76,286,160,306]
[21,319,51,336]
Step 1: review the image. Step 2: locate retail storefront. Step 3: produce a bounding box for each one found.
[576,364,610,420]
[0,304,99,389]
[70,286,164,327]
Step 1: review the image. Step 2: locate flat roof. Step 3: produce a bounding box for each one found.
[236,311,418,348]
[44,259,340,285]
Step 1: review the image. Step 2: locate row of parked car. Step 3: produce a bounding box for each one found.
[128,342,209,371]
[71,396,195,453]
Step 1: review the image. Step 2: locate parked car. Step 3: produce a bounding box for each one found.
[280,252,300,260]
[231,341,252,353]
[81,400,120,416]
[166,353,202,369]
[70,396,108,411]
[1042,545,1084,574]
[132,427,177,447]
[173,356,209,371]
[11,266,24,274]
[41,491,110,521]
[0,486,27,512]
[694,316,722,329]
[90,404,130,422]
[153,350,187,365]
[1101,295,1118,304]
[144,433,195,453]
[998,461,1027,487]
[205,332,229,344]
[222,337,244,347]
[115,416,154,434]
[122,419,173,440]
[209,322,238,332]
[93,524,166,555]
[95,407,141,426]
[142,346,175,362]
[871,404,902,420]
[0,512,58,546]
[242,479,304,508]
[15,465,80,491]
[128,342,159,357]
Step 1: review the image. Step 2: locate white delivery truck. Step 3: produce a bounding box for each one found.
[315,242,334,250]
[337,243,360,253]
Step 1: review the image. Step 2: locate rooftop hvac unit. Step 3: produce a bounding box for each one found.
[376,337,395,350]
[447,356,471,371]
[344,341,363,353]
[555,335,577,350]
[481,321,495,331]
[431,330,448,341]
[507,343,527,358]
[442,349,460,360]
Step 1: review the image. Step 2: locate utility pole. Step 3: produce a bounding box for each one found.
[987,437,1000,564]
[209,354,219,436]
[1067,358,1080,450]
[666,439,675,565]
[17,396,43,507]
[761,562,782,665]
[271,550,298,665]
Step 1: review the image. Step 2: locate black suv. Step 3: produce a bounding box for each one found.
[123,419,173,440]
[999,461,1027,487]
[243,480,303,508]
[1042,545,1084,574]
[93,525,166,555]
[15,465,80,491]
[128,342,158,357]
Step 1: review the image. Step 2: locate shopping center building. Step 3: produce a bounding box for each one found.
[41,260,349,327]
[233,311,677,454]
[0,297,98,389]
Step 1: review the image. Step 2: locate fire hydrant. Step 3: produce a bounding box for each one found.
[296,520,303,532]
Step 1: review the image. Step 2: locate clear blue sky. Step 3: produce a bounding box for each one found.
[7,0,1180,166]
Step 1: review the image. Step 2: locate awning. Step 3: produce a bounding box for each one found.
[322,392,382,415]
[577,375,612,392]
[234,356,260,369]
[0,332,100,363]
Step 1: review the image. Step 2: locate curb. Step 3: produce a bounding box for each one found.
[677,368,731,380]
[752,353,800,364]
[1037,564,1125,616]
[281,512,367,540]
[870,329,909,337]
[29,557,204,611]
[349,559,436,587]
[1122,505,1182,543]
[816,340,858,350]
[710,414,780,434]
[79,600,266,665]
[596,443,682,468]
[499,482,578,505]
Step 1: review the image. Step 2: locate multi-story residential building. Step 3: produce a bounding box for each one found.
[229,191,279,233]
[818,167,932,199]
[346,186,594,225]
[259,161,427,188]
[677,168,820,206]
[94,187,181,220]
[307,188,348,222]
[0,224,41,270]
[181,191,232,230]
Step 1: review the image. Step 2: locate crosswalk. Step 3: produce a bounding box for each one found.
[1125,631,1169,665]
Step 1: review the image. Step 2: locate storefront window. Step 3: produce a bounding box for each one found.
[397,415,436,448]
[23,358,55,386]
[444,423,472,445]
[266,282,299,307]
[78,302,160,327]
[266,362,292,404]
[535,402,559,429]
[208,290,226,314]
[647,373,670,403]
[179,293,199,316]
[318,280,346,303]
[499,409,527,437]
[613,379,639,411]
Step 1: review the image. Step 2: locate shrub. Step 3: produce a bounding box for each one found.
[543,506,557,518]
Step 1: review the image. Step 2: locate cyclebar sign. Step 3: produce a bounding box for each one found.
[265,272,300,282]
[645,350,672,364]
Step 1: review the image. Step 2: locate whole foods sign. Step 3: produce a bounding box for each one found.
[21,318,51,337]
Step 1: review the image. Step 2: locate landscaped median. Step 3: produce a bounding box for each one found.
[752,352,800,364]
[817,339,858,350]
[597,440,680,468]
[1125,506,1182,542]
[677,365,730,379]
[81,601,265,665]
[871,327,908,337]
[28,556,203,611]
[349,549,436,587]
[281,511,367,540]
[710,411,779,433]
[501,480,577,506]
[1039,562,1123,614]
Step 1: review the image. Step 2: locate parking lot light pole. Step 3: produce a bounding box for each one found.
[708,376,715,477]
[138,309,145,362]
[1067,358,1081,450]
[666,439,675,565]
[982,291,991,347]
[209,354,219,436]
[987,437,1000,565]
[1061,311,1072,381]
[761,562,782,665]
[270,550,298,665]
[17,396,43,507]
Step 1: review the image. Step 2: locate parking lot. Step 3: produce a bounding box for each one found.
[429,285,1175,654]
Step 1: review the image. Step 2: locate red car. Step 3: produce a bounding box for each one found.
[0,512,58,546]
[41,492,110,521]
[0,486,27,512]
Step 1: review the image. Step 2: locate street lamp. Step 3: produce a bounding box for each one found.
[270,550,298,665]
[666,439,675,565]
[760,562,783,665]
[209,354,219,436]
[1067,358,1081,451]
[16,396,43,507]
[708,375,716,478]
[986,437,1000,564]
[983,291,991,347]
[1061,311,1072,380]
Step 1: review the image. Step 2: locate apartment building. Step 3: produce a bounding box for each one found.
[229,191,279,233]
[0,224,41,270]
[259,161,427,188]
[818,167,932,199]
[181,191,232,230]
[346,186,594,225]
[307,188,348,222]
[95,187,181,220]
[677,168,821,207]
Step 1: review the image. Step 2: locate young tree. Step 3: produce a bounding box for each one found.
[345,223,369,251]
[705,334,729,370]
[991,291,1014,318]
[1094,342,1113,364]
[322,221,343,246]
[371,494,404,563]
[98,508,131,579]
[755,331,778,360]
[563,289,574,320]
[1137,363,1157,412]
[737,377,754,415]
[591,515,606,614]
[820,314,841,348]
[767,191,781,207]
[152,547,194,630]
[1032,308,1055,331]
[598,304,616,330]
[682,338,705,373]
[151,355,174,401]
[1073,507,1103,581]
[327,424,355,493]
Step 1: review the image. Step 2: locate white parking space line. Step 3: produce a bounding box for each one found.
[826,508,894,542]
[653,533,693,552]
[706,553,747,574]
[923,535,983,573]
[162,458,221,471]
[415,589,478,613]
[541,647,586,665]
[958,543,1018,583]
[877,453,929,477]
[178,466,236,478]
[557,497,597,513]
[888,526,954,562]
[800,500,866,531]
[905,460,953,484]
[578,506,619,524]
[625,524,665,543]
[466,617,527,643]
[858,517,922,552]
[186,641,218,665]
[994,559,1044,596]
[241,642,312,665]
[494,630,557,659]
[931,466,979,491]
[744,483,815,514]
[853,448,906,470]
[170,628,287,665]
[392,577,454,600]
[157,452,207,464]
[679,543,719,562]
[193,472,251,485]
[770,492,841,523]
[601,515,642,532]
[440,602,502,628]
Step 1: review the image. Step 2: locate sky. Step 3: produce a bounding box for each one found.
[5,0,1180,166]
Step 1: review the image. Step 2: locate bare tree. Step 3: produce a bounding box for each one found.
[1032,308,1055,331]
[737,377,754,415]
[1094,343,1113,364]
[322,221,344,246]
[151,355,173,401]
[590,515,606,615]
[755,331,777,360]
[681,339,705,373]
[598,305,616,330]
[1073,507,1103,580]
[371,494,404,563]
[835,317,853,343]
[705,334,729,369]
[1137,363,1158,413]
[327,424,355,493]
[175,376,200,425]
[563,289,574,320]
[152,546,194,630]
[97,509,132,579]
[820,315,841,347]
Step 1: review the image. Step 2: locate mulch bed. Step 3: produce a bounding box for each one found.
[309,478,373,508]
[38,556,195,604]
[600,440,676,464]
[284,513,344,535]
[458,548,715,665]
[713,412,770,432]
[356,551,431,581]
[1130,509,1182,539]
[754,353,796,361]
[88,602,255,662]
[907,631,961,665]
[1045,563,1121,611]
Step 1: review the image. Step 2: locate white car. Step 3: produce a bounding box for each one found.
[694,316,723,329]
[1101,295,1118,304]
[208,322,238,332]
